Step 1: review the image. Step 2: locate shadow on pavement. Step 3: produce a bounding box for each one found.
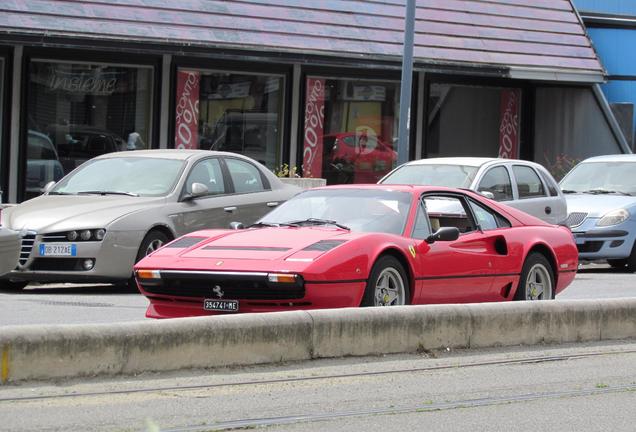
[1,283,140,295]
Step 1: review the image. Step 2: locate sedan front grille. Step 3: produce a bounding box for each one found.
[140,271,305,300]
[566,212,588,228]
[18,232,36,266]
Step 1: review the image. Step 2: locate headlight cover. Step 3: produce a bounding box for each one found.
[597,209,630,227]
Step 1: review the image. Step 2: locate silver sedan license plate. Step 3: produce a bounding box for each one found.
[204,299,239,312]
[39,243,77,256]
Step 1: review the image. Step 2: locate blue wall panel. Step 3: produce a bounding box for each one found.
[574,0,636,16]
[587,28,636,76]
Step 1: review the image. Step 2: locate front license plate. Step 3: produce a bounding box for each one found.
[39,243,77,257]
[204,299,239,312]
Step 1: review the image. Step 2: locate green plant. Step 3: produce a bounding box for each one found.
[272,163,300,178]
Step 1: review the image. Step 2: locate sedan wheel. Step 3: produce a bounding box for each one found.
[136,230,170,262]
[361,255,410,307]
[515,253,554,301]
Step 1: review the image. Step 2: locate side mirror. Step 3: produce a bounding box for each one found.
[479,190,495,200]
[229,221,245,230]
[426,227,460,244]
[183,182,208,201]
[43,181,56,194]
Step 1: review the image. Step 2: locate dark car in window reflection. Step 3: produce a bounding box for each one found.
[46,124,127,173]
[26,130,65,199]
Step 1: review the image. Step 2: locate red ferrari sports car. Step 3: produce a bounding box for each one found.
[135,185,578,318]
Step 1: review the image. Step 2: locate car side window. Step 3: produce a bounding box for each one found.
[468,199,511,230]
[513,165,546,199]
[226,158,266,193]
[477,166,513,201]
[411,200,432,240]
[186,158,225,195]
[423,195,476,234]
[538,169,559,196]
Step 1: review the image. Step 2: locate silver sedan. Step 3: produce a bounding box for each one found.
[380,157,567,225]
[0,150,300,289]
[0,226,20,277]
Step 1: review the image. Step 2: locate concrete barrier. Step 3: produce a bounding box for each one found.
[2,298,636,383]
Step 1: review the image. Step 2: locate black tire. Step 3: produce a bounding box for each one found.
[360,255,410,307]
[514,252,554,301]
[0,280,29,291]
[625,241,636,273]
[127,230,171,290]
[608,259,628,269]
[135,230,171,263]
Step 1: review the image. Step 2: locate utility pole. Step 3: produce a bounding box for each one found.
[397,0,416,166]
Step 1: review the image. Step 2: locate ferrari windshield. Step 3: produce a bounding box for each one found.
[50,157,185,197]
[560,162,636,196]
[381,164,478,188]
[261,188,412,235]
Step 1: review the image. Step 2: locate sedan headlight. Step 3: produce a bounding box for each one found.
[597,209,630,227]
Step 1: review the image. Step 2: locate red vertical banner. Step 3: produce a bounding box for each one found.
[302,78,325,178]
[498,89,521,159]
[175,70,200,149]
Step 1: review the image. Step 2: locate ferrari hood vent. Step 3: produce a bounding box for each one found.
[302,240,346,252]
[166,237,207,249]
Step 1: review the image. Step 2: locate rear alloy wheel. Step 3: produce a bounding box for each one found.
[361,255,410,307]
[515,252,554,301]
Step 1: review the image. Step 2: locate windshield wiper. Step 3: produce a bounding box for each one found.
[248,222,280,228]
[583,189,632,196]
[285,218,350,230]
[77,190,139,197]
[561,189,578,194]
[47,191,75,195]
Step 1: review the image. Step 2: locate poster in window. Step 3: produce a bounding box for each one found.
[303,78,325,178]
[175,70,200,149]
[498,89,521,159]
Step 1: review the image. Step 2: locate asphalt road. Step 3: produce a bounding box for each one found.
[1,340,635,431]
[0,263,635,326]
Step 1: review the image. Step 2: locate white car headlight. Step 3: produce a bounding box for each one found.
[597,209,630,227]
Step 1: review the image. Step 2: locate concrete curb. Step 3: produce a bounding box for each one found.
[2,298,636,383]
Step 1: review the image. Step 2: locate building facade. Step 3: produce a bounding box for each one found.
[574,0,636,150]
[0,0,629,203]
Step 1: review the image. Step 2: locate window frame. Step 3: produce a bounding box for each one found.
[512,164,548,200]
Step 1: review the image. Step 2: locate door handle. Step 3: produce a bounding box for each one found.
[545,206,552,215]
[223,206,237,213]
[266,202,279,207]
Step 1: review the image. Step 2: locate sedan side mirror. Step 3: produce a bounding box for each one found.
[183,182,209,201]
[426,227,460,244]
[479,190,495,200]
[43,181,57,194]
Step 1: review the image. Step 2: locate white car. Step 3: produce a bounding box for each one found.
[379,157,567,225]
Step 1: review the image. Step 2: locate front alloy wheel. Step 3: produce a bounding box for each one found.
[361,255,410,307]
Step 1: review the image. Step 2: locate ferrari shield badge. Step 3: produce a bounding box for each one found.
[408,245,416,258]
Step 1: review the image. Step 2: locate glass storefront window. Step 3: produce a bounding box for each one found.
[174,68,284,170]
[24,60,153,200]
[302,77,399,184]
[426,84,521,160]
[0,57,4,203]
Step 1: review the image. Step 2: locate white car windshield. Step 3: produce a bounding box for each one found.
[260,188,412,235]
[560,162,636,196]
[381,164,478,188]
[50,157,185,197]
